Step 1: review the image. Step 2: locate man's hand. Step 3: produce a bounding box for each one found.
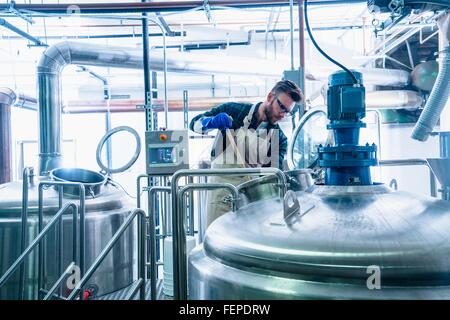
[201,113,233,130]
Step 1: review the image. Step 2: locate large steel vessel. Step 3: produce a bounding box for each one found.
[0,174,136,299]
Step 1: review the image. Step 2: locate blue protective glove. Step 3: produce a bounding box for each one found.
[201,112,232,130]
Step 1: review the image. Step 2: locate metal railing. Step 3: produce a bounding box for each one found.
[67,209,146,300]
[147,186,171,301]
[171,168,287,299]
[38,181,86,300]
[178,183,239,237]
[0,203,79,300]
[378,158,437,197]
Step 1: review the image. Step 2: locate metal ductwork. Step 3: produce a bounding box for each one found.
[36,41,289,174]
[306,66,410,87]
[0,88,37,184]
[366,90,423,109]
[411,13,450,142]
[37,42,144,175]
[38,41,415,174]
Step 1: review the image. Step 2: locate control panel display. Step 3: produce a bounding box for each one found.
[149,147,176,164]
[145,129,189,175]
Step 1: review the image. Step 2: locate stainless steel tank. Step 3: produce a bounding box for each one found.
[189,184,450,299]
[0,172,136,300]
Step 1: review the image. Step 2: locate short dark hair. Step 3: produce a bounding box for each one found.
[271,80,303,103]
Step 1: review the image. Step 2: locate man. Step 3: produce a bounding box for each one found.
[189,80,303,228]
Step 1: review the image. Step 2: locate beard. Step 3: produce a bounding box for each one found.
[265,104,277,125]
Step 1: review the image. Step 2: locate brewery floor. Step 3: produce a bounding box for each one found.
[96,278,173,300]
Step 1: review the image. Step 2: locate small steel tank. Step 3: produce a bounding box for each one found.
[0,169,136,299]
[189,184,450,299]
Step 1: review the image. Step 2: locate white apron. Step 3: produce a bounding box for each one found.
[205,103,274,228]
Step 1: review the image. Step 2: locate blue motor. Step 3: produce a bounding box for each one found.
[318,70,378,186]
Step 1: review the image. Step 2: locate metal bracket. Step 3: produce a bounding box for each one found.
[388,0,405,16]
[8,1,34,24]
[283,190,301,223]
[203,0,215,26]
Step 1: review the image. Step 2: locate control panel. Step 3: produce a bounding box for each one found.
[145,130,190,175]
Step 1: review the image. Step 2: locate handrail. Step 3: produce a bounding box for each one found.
[174,183,239,301]
[67,209,146,300]
[43,262,76,300]
[378,158,437,197]
[171,168,287,299]
[148,186,171,300]
[0,203,79,296]
[178,183,240,237]
[38,181,86,300]
[19,167,34,299]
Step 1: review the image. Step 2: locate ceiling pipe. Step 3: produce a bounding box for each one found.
[62,90,423,114]
[0,1,366,15]
[37,40,412,174]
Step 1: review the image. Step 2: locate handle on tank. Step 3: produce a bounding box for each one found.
[283,190,301,224]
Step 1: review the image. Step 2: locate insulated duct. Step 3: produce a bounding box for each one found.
[38,41,415,174]
[411,13,450,142]
[62,90,423,114]
[305,66,410,87]
[366,90,423,109]
[0,88,37,184]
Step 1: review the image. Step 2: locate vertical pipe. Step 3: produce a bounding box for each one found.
[298,0,306,120]
[139,212,146,300]
[289,0,295,71]
[38,186,44,299]
[152,71,159,130]
[58,186,63,297]
[183,90,189,129]
[162,31,169,129]
[142,0,152,132]
[188,177,194,236]
[19,167,30,299]
[0,101,12,184]
[78,189,86,301]
[105,111,113,173]
[149,187,156,300]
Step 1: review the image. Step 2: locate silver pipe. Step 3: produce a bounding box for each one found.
[0,88,37,184]
[412,47,450,141]
[289,0,295,71]
[366,90,423,109]
[411,14,450,141]
[36,41,291,175]
[37,42,144,175]
[378,158,437,197]
[19,167,33,299]
[146,17,169,129]
[171,168,286,299]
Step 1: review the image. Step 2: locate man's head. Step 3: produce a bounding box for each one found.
[264,80,303,124]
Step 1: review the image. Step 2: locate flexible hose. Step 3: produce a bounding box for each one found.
[304,0,358,84]
[411,47,450,141]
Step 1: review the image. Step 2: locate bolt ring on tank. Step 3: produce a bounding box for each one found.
[96,126,142,175]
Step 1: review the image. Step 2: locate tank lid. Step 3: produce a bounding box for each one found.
[204,184,450,286]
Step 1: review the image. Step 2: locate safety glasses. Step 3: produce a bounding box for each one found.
[276,97,293,115]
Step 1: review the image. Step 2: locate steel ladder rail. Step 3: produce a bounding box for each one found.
[67,208,147,301]
[0,202,79,301]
